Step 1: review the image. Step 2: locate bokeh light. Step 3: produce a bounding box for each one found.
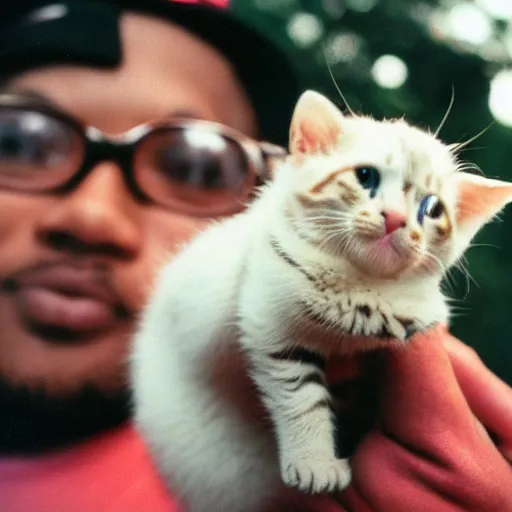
[505,26,512,59]
[254,0,297,12]
[345,0,379,13]
[322,0,346,20]
[489,70,512,127]
[447,3,493,46]
[287,12,324,47]
[371,55,409,89]
[476,0,512,20]
[324,32,363,64]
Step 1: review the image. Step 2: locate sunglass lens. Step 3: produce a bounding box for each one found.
[0,107,83,190]
[136,126,254,216]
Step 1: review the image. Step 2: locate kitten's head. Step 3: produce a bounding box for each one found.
[284,90,512,279]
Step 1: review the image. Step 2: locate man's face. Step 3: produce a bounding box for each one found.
[0,12,256,427]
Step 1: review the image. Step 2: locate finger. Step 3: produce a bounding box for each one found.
[348,431,506,512]
[443,334,512,462]
[377,325,476,451]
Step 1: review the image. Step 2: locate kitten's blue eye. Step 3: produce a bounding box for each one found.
[355,166,380,198]
[418,195,445,224]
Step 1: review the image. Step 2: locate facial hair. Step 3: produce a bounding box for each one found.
[0,376,131,454]
[0,259,135,454]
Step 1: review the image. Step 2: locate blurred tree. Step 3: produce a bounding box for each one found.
[235,0,512,384]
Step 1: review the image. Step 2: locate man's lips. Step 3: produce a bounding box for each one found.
[19,288,116,332]
[9,264,129,334]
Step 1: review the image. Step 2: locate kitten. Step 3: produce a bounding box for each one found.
[130,90,512,512]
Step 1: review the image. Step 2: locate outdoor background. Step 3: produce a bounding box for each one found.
[235,0,512,384]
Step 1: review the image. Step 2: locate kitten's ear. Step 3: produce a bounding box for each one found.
[455,172,512,241]
[289,90,344,156]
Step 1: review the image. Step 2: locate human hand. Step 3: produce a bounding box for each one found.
[315,326,512,512]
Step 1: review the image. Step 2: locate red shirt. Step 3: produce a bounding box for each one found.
[0,424,179,512]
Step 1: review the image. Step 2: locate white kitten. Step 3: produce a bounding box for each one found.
[130,91,512,512]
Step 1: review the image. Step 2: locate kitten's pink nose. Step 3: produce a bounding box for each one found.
[382,210,407,234]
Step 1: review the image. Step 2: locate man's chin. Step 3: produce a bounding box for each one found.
[0,376,131,455]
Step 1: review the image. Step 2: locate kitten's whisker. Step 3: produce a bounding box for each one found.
[322,45,357,117]
[449,310,470,319]
[434,85,455,138]
[305,210,353,220]
[422,249,450,282]
[453,256,478,297]
[456,161,484,176]
[298,216,352,226]
[342,233,358,255]
[446,263,468,296]
[318,229,352,252]
[467,242,501,250]
[421,249,446,271]
[455,254,473,279]
[298,221,352,235]
[454,146,487,153]
[340,233,360,259]
[447,303,472,311]
[294,212,353,229]
[317,227,353,255]
[441,269,458,296]
[450,123,494,154]
[295,223,341,233]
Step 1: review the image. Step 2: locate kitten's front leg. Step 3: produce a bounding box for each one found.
[249,346,351,494]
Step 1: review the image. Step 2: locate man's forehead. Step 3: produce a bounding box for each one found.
[2,49,255,135]
[0,85,210,126]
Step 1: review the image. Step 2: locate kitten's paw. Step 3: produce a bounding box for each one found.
[282,457,351,494]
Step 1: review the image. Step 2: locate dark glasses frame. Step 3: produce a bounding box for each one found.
[0,92,288,217]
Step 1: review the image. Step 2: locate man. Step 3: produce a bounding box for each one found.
[0,1,510,511]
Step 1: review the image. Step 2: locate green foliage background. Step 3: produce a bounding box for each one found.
[235,0,512,384]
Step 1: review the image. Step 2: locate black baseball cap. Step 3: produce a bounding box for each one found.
[0,0,300,145]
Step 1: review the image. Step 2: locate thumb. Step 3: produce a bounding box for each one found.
[377,325,475,452]
[443,333,512,462]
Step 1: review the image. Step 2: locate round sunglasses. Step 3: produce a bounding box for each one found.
[0,93,287,217]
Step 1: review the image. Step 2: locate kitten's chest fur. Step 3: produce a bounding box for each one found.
[240,214,448,356]
[292,267,428,351]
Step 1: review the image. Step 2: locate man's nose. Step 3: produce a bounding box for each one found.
[36,162,143,257]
